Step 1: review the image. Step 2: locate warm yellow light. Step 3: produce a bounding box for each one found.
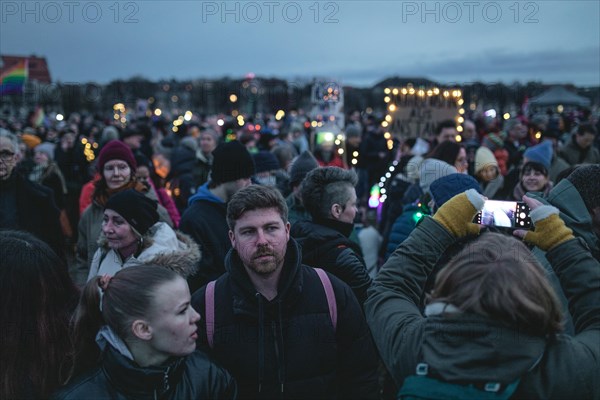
[417,90,425,97]
[427,90,433,96]
[114,114,119,120]
[154,109,162,116]
[443,91,450,97]
[535,131,542,139]
[458,99,464,106]
[275,110,285,120]
[387,140,393,150]
[82,138,88,144]
[338,148,344,155]
[433,88,440,95]
[334,139,341,146]
[351,158,358,165]
[384,96,391,103]
[503,113,511,120]
[352,151,359,157]
[311,121,318,128]
[388,104,396,112]
[381,121,389,128]
[470,103,477,111]
[456,126,463,133]
[384,132,391,139]
[56,113,64,121]
[172,126,178,132]
[455,135,462,142]
[401,88,408,95]
[120,117,126,124]
[392,88,399,95]
[408,88,415,95]
[184,111,193,121]
[384,88,391,94]
[385,115,392,122]
[557,105,564,113]
[457,117,464,123]
[459,108,465,115]
[229,94,238,103]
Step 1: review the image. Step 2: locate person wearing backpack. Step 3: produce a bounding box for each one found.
[365,189,600,399]
[191,185,379,399]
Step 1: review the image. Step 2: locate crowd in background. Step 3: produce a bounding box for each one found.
[1,103,599,399]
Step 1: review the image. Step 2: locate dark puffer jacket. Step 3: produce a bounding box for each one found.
[291,218,372,305]
[366,217,600,399]
[191,239,379,400]
[52,345,236,399]
[179,183,230,292]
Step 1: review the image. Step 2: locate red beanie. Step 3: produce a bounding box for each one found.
[97,140,137,172]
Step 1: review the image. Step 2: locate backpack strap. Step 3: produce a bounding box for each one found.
[205,280,216,349]
[314,268,337,331]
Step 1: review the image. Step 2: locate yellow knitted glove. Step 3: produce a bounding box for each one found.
[433,189,484,238]
[522,206,574,251]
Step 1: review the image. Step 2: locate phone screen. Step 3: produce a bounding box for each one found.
[475,200,531,229]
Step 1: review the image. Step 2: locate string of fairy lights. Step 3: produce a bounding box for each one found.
[370,84,463,208]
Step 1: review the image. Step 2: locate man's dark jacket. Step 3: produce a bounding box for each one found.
[179,183,230,292]
[191,239,379,399]
[0,171,64,257]
[291,218,372,305]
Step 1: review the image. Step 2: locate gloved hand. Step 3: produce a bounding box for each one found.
[514,195,574,251]
[433,189,484,238]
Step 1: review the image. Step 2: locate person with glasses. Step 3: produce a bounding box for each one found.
[0,130,64,256]
[74,140,173,286]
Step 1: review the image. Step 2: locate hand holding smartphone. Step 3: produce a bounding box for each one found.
[474,200,532,229]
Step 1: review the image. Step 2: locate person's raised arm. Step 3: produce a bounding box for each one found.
[514,196,600,335]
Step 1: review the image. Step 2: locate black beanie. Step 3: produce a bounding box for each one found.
[289,151,319,188]
[211,141,255,185]
[105,189,159,235]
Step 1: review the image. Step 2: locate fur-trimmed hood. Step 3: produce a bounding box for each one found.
[91,222,200,280]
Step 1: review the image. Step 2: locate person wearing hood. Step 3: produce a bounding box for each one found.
[87,189,200,281]
[290,167,372,305]
[191,185,379,399]
[180,140,255,292]
[366,189,600,398]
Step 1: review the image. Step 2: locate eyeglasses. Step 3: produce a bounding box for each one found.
[0,150,15,161]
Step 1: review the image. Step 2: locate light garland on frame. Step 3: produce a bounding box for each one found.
[376,84,463,204]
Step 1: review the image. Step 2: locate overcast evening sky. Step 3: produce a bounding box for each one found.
[1,0,599,87]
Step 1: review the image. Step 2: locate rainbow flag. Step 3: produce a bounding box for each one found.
[0,59,28,96]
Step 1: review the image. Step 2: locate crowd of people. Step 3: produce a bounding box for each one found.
[0,105,599,399]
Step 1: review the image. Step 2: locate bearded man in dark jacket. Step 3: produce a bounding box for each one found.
[291,167,372,305]
[191,185,379,399]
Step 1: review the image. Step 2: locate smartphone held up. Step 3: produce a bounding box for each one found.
[474,200,532,229]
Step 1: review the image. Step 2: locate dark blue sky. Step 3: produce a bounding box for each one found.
[2,1,599,86]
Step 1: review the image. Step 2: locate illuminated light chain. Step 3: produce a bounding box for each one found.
[379,84,464,190]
